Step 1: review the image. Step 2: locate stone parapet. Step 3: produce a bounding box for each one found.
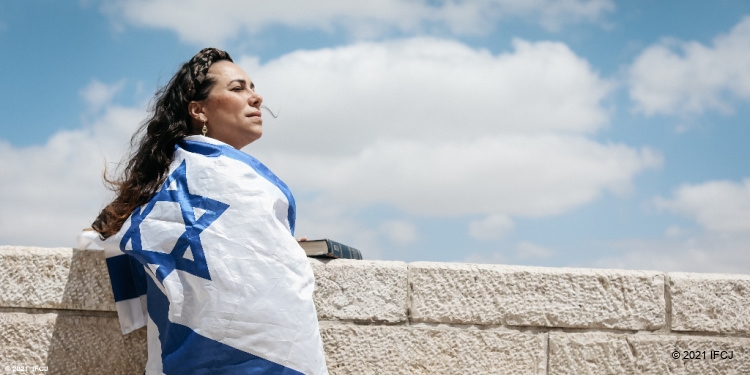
[320,323,547,374]
[311,259,408,323]
[0,312,146,375]
[669,272,750,335]
[549,332,750,375]
[409,262,665,330]
[0,247,114,311]
[1,246,749,374]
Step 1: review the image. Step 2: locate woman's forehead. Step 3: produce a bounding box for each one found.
[207,61,251,82]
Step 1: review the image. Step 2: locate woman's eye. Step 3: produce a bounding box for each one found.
[231,86,243,91]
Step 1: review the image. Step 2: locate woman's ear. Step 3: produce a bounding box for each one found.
[187,101,206,125]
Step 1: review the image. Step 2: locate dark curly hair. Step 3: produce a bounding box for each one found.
[93,47,233,238]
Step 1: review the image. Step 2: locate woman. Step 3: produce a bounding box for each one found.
[86,48,328,375]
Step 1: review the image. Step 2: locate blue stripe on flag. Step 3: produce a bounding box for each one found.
[180,139,297,235]
[131,255,147,297]
[106,254,141,302]
[146,276,304,375]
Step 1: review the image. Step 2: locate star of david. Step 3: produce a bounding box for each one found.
[120,160,229,283]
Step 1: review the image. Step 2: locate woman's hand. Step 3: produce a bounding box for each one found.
[296,236,308,242]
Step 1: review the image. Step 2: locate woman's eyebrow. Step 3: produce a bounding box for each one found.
[228,79,254,89]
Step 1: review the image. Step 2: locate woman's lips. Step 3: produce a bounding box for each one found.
[247,111,262,117]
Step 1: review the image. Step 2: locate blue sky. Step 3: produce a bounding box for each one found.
[2,0,749,274]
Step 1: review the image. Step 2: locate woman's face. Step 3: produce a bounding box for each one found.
[191,60,264,149]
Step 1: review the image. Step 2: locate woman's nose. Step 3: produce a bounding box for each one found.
[250,92,263,107]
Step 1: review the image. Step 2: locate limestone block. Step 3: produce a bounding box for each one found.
[311,259,408,322]
[0,312,147,375]
[410,262,666,330]
[0,312,55,365]
[320,323,546,374]
[669,272,750,334]
[0,246,115,311]
[549,332,750,375]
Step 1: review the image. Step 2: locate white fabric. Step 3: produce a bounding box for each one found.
[77,136,327,374]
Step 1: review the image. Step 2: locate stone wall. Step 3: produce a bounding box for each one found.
[1,246,749,374]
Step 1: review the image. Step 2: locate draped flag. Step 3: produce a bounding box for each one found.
[77,135,328,375]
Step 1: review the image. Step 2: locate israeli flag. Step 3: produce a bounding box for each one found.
[77,135,328,375]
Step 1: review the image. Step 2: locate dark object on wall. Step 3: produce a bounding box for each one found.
[300,239,363,260]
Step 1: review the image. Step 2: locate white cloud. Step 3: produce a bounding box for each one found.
[243,38,613,152]
[80,79,125,113]
[592,234,750,274]
[237,38,659,221]
[655,179,750,234]
[629,16,750,116]
[264,136,660,218]
[594,178,750,274]
[292,197,384,259]
[664,225,683,238]
[0,98,143,247]
[464,241,556,266]
[379,220,418,245]
[673,124,689,134]
[99,0,614,45]
[516,241,555,260]
[468,214,514,241]
[464,251,508,265]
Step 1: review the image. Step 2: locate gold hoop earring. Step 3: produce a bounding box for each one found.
[201,120,208,136]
